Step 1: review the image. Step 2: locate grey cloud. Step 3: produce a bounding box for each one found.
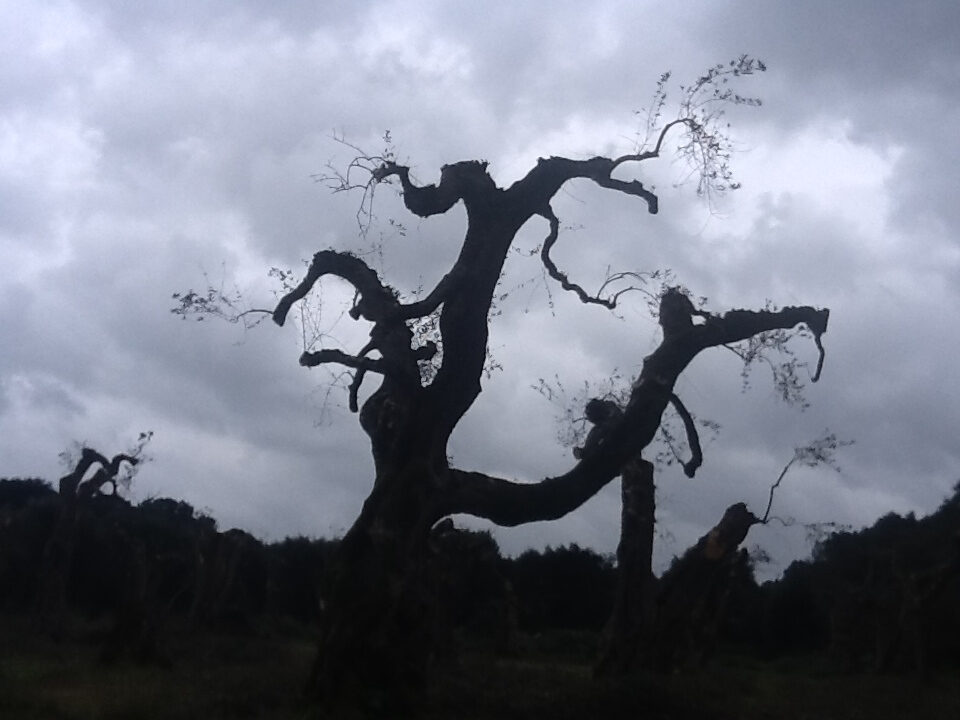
[1,1,958,573]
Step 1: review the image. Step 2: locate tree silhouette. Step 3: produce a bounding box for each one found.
[39,443,144,635]
[175,57,830,710]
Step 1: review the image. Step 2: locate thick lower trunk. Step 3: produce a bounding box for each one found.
[595,458,656,676]
[310,456,446,715]
[311,533,427,714]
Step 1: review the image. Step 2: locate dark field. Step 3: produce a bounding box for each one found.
[3,617,958,720]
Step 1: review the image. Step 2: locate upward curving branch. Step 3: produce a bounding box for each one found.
[441,293,829,527]
[273,250,400,327]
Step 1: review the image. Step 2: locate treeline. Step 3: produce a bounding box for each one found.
[1,476,957,671]
[0,477,616,658]
[0,479,334,628]
[760,485,960,670]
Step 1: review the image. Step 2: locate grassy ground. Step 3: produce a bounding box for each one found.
[2,617,958,719]
[426,652,960,720]
[0,614,316,720]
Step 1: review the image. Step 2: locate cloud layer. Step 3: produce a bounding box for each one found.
[2,1,958,577]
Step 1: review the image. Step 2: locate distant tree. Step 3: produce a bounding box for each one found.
[135,498,209,616]
[0,477,54,508]
[0,478,57,609]
[429,523,517,655]
[508,544,615,633]
[189,528,268,628]
[761,560,830,657]
[175,57,831,710]
[758,483,960,672]
[816,504,960,673]
[37,436,150,637]
[265,535,337,623]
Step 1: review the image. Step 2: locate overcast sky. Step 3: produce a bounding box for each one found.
[2,1,958,578]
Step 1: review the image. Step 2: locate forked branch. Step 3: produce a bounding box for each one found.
[273,249,435,398]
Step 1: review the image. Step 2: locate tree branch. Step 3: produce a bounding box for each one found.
[708,306,829,348]
[397,269,461,320]
[442,294,829,526]
[445,461,623,527]
[668,393,702,478]
[274,250,433,393]
[538,205,617,308]
[59,448,139,499]
[641,296,830,389]
[348,369,367,414]
[509,155,660,216]
[373,160,495,218]
[273,250,399,327]
[299,349,387,373]
[760,457,795,525]
[758,432,852,524]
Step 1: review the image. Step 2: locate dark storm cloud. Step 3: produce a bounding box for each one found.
[1,1,958,573]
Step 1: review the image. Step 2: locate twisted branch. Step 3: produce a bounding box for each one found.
[273,250,399,327]
[538,205,616,308]
[668,393,703,478]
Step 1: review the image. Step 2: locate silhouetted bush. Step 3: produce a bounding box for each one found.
[265,535,336,623]
[506,544,616,632]
[0,478,58,609]
[761,560,829,657]
[430,526,517,652]
[760,482,960,670]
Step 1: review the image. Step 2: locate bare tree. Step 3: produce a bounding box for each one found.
[39,436,150,636]
[176,57,829,711]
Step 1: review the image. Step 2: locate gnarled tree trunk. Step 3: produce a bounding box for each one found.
[230,92,829,711]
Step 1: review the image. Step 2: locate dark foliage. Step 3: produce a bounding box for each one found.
[0,478,58,609]
[761,560,830,656]
[2,474,957,681]
[0,478,335,641]
[429,525,518,653]
[760,482,960,670]
[507,544,616,632]
[265,535,338,623]
[0,476,55,507]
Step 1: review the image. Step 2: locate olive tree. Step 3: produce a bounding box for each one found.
[175,57,830,710]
